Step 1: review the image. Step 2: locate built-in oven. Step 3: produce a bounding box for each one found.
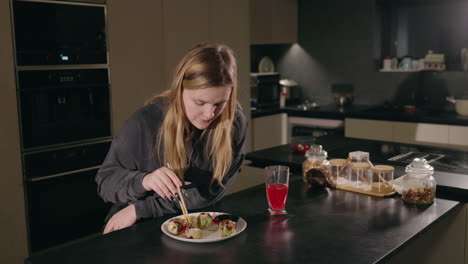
[17,68,111,150]
[288,117,344,143]
[12,0,112,253]
[24,141,111,252]
[12,0,107,66]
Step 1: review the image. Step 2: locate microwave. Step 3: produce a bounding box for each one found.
[250,72,280,109]
[12,0,107,66]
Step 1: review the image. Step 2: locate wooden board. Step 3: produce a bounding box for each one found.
[335,184,396,197]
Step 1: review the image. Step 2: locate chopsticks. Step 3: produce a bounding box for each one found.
[177,188,190,224]
[167,163,190,225]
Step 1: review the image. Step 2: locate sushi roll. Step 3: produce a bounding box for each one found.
[187,215,199,228]
[185,227,202,239]
[198,213,213,229]
[219,219,236,237]
[167,218,184,235]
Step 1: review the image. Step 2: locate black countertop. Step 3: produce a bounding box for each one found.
[251,104,368,119]
[25,176,461,264]
[246,135,468,202]
[252,104,468,126]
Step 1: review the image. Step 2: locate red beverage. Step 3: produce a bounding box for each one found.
[266,183,289,210]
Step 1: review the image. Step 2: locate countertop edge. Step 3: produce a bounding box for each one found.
[251,106,468,126]
[375,201,464,263]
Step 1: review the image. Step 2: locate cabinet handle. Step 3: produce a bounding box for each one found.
[27,165,101,182]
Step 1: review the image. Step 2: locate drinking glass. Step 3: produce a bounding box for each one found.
[265,165,290,215]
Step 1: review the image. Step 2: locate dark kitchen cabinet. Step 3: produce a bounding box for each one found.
[26,169,110,252]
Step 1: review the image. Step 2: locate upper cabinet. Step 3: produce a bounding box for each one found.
[375,0,468,72]
[162,0,210,87]
[107,0,165,132]
[250,0,297,44]
[107,0,250,132]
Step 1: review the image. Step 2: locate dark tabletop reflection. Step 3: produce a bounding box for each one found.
[25,171,461,264]
[157,232,247,264]
[262,215,294,263]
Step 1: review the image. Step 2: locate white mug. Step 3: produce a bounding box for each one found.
[383,58,392,70]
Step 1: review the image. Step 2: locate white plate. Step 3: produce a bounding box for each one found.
[161,212,247,243]
[258,56,275,72]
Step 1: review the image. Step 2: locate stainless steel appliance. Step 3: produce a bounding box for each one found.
[250,72,281,109]
[280,79,301,106]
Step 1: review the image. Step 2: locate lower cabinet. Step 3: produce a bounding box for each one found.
[345,119,393,142]
[346,118,468,149]
[387,204,467,264]
[252,113,288,151]
[449,125,468,146]
[27,169,110,253]
[393,121,449,145]
[225,163,264,195]
[466,204,468,264]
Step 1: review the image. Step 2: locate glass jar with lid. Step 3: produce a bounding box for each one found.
[350,162,371,190]
[302,145,330,186]
[401,158,436,205]
[371,165,394,194]
[347,151,372,190]
[329,158,347,187]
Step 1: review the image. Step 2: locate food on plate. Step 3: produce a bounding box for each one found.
[198,212,214,229]
[214,214,239,223]
[187,215,199,228]
[167,218,184,235]
[185,227,202,239]
[165,213,238,239]
[219,219,237,237]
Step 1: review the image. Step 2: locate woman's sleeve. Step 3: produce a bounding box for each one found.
[133,109,248,220]
[95,111,152,204]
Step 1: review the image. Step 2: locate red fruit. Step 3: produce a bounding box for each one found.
[292,144,306,153]
[302,145,311,152]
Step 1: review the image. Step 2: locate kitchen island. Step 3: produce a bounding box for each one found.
[245,135,468,263]
[25,154,466,263]
[246,135,468,202]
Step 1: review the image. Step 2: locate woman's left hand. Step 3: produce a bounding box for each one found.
[103,204,136,234]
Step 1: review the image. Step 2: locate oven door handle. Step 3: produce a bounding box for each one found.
[27,165,101,182]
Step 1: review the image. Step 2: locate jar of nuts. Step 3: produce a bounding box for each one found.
[401,158,436,205]
[302,145,330,187]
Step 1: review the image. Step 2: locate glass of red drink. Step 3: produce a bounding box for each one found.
[265,165,290,215]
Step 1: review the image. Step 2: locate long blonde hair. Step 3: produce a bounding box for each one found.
[147,43,238,185]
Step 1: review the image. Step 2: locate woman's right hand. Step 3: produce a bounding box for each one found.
[142,166,182,199]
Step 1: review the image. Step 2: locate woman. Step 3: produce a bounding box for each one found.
[96,43,247,234]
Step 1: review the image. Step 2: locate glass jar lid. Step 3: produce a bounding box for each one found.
[329,158,347,166]
[405,158,434,175]
[350,162,371,170]
[305,145,327,161]
[371,165,394,173]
